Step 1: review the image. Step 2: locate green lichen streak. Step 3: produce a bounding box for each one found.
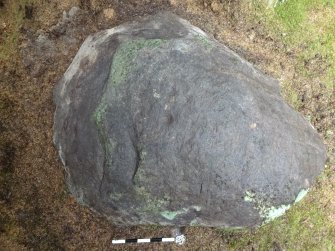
[160,209,188,221]
[93,38,165,126]
[92,38,165,169]
[134,185,170,214]
[109,38,164,87]
[194,34,214,51]
[244,188,310,224]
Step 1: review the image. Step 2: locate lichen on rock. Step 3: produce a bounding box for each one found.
[53,12,326,227]
[244,188,310,223]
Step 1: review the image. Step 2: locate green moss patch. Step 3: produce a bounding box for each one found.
[92,38,165,170]
[160,209,188,221]
[134,185,170,215]
[194,34,214,50]
[109,38,164,87]
[244,191,292,223]
[93,38,165,127]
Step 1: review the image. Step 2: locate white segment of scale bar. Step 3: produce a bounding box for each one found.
[112,240,126,244]
[162,238,175,242]
[137,239,151,243]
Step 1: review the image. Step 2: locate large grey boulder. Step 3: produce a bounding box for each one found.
[53,12,326,227]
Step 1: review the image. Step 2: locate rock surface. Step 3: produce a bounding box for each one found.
[53,12,326,227]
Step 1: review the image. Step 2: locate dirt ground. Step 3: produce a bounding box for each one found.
[0,0,334,250]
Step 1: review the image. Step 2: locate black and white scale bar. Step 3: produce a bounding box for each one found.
[112,237,175,244]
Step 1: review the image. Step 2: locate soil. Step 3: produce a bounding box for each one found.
[0,0,334,250]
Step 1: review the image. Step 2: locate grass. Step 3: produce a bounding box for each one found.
[281,80,303,109]
[224,177,335,250]
[0,0,29,63]
[221,1,335,249]
[222,165,335,250]
[254,0,335,89]
[0,0,334,250]
[0,0,37,249]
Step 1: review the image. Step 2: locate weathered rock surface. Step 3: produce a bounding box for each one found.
[53,12,326,227]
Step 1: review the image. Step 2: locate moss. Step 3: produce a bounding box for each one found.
[92,40,166,169]
[194,34,214,50]
[160,205,202,221]
[244,190,292,223]
[244,188,310,224]
[93,39,169,218]
[108,38,164,87]
[190,219,198,226]
[264,204,291,222]
[93,38,165,131]
[109,192,122,201]
[244,190,255,202]
[160,208,188,221]
[134,185,170,214]
[294,189,309,203]
[92,103,108,128]
[132,158,173,216]
[133,169,144,186]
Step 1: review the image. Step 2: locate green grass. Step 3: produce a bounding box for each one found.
[0,0,28,63]
[223,185,335,250]
[277,0,335,88]
[281,80,303,109]
[220,1,335,249]
[251,0,335,89]
[1,0,334,249]
[222,169,335,250]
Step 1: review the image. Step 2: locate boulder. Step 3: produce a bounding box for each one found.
[53,12,326,227]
